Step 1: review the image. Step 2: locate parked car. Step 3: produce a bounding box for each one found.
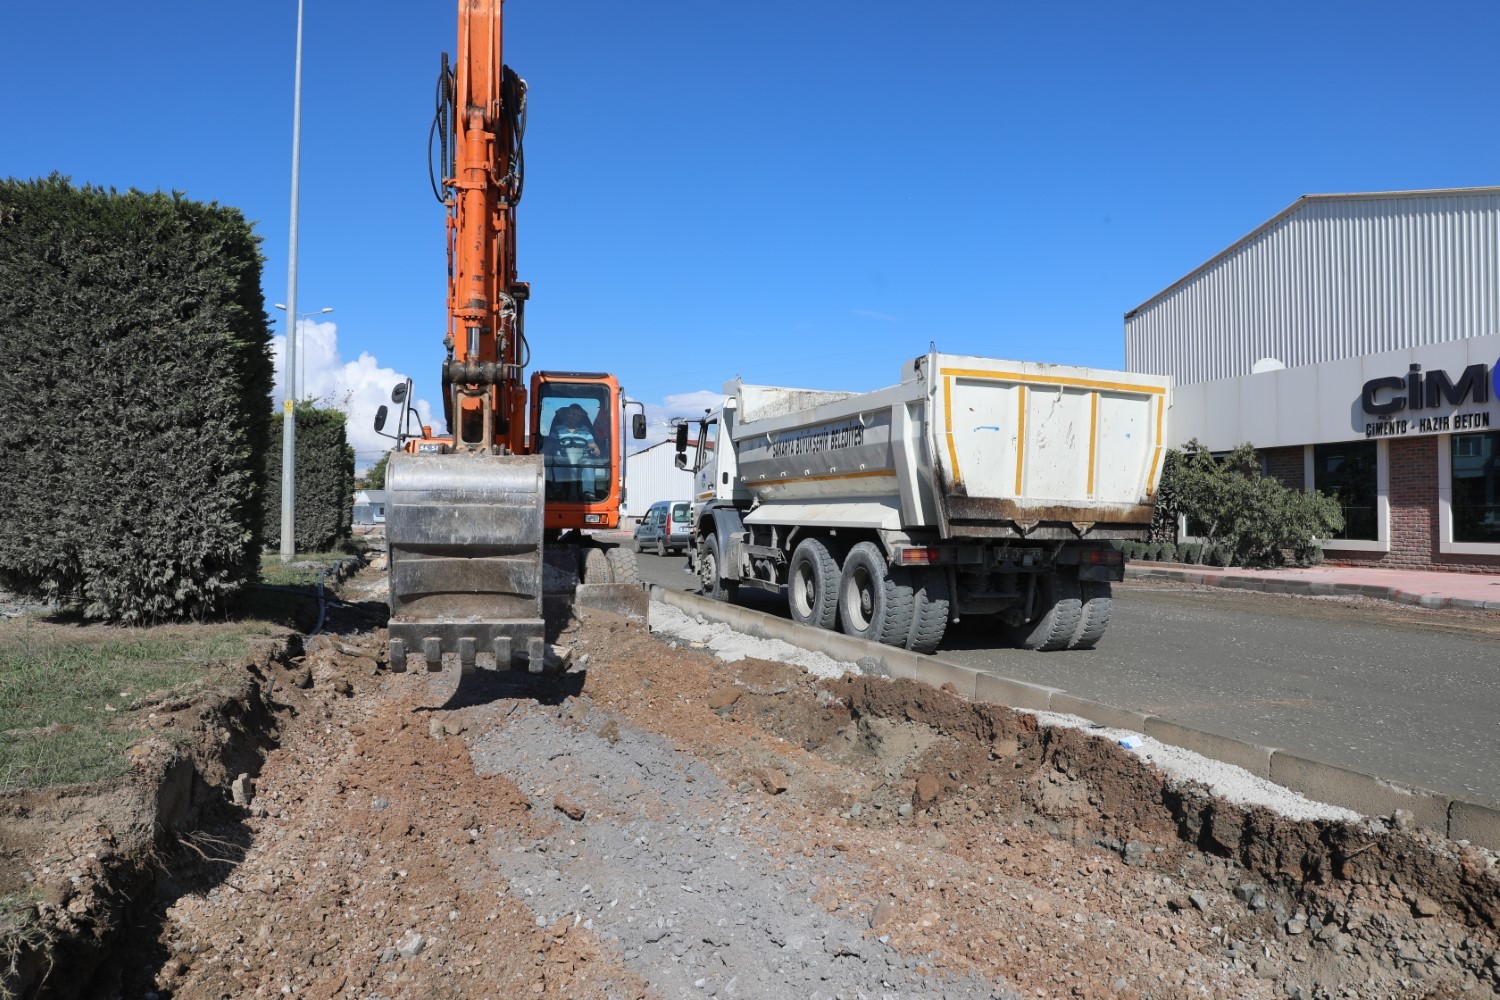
[633,500,692,555]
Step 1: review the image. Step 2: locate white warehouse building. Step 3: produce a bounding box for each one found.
[1126,187,1500,573]
[622,439,695,520]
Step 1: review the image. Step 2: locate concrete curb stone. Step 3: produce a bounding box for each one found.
[973,673,1059,712]
[1268,752,1450,831]
[1448,800,1500,848]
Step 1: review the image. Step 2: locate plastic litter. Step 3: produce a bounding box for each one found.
[1118,735,1144,750]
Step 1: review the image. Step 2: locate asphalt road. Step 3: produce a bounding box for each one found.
[632,549,1500,808]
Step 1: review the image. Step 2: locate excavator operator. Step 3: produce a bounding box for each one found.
[546,404,601,458]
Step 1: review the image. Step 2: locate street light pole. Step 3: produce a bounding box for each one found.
[275,304,333,399]
[279,0,307,564]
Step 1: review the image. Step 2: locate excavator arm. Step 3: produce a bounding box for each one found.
[381,0,647,677]
[378,0,648,677]
[443,0,527,454]
[384,0,549,674]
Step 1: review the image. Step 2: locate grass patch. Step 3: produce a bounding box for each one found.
[257,543,366,589]
[0,621,259,791]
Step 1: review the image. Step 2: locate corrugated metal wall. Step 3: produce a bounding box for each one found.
[622,440,695,518]
[1125,191,1500,386]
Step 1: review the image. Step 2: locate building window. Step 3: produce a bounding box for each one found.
[1313,441,1378,541]
[1451,432,1500,544]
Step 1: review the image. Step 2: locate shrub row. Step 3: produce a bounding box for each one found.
[262,404,355,554]
[1122,538,1324,569]
[0,176,273,622]
[1151,440,1343,568]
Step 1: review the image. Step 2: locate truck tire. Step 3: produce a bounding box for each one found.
[906,568,951,654]
[700,534,738,602]
[788,538,841,630]
[606,546,642,585]
[1068,580,1111,650]
[838,542,915,647]
[1008,570,1082,652]
[582,547,613,585]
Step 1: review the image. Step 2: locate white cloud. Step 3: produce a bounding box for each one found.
[271,323,729,468]
[632,389,725,451]
[271,319,444,470]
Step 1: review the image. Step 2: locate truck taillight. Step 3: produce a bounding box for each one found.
[893,547,940,566]
[1083,548,1123,566]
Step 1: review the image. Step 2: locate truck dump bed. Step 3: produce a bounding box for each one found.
[730,353,1170,540]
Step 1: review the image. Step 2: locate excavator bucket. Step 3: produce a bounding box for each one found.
[384,451,548,672]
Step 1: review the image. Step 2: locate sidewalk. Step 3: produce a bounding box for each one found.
[1126,562,1500,610]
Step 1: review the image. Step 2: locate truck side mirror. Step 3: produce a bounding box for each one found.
[374,405,389,432]
[674,423,688,451]
[391,383,408,405]
[674,453,687,470]
[632,413,647,439]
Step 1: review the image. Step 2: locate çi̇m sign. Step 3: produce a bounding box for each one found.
[1361,360,1497,437]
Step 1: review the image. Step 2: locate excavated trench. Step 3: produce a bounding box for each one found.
[0,635,294,1000]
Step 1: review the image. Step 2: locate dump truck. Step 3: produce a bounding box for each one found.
[674,351,1171,652]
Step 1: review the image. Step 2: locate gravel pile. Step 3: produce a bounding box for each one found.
[471,702,1018,1000]
[649,603,859,681]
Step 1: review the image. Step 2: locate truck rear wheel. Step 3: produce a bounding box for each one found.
[1008,570,1083,652]
[788,538,841,630]
[1068,580,1111,650]
[906,568,951,654]
[838,542,915,647]
[700,534,737,602]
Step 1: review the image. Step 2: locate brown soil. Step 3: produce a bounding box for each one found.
[4,561,1498,999]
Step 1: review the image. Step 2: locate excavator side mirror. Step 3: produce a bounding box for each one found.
[374,405,389,432]
[632,413,647,440]
[391,383,408,405]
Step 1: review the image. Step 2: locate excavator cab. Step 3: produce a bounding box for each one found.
[531,371,645,529]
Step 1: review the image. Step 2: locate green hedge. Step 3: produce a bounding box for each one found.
[0,176,273,622]
[262,404,355,553]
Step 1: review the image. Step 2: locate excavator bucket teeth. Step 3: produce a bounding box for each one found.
[385,451,546,670]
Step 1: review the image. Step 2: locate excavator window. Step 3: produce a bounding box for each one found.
[537,384,611,503]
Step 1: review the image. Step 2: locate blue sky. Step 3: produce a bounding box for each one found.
[5,1,1498,463]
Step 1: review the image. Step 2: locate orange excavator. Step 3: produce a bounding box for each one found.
[374,0,645,674]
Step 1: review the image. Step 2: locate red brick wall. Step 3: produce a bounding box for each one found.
[1326,435,1500,574]
[1261,446,1305,490]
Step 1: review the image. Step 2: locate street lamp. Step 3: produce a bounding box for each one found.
[275,303,333,399]
[279,0,308,564]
